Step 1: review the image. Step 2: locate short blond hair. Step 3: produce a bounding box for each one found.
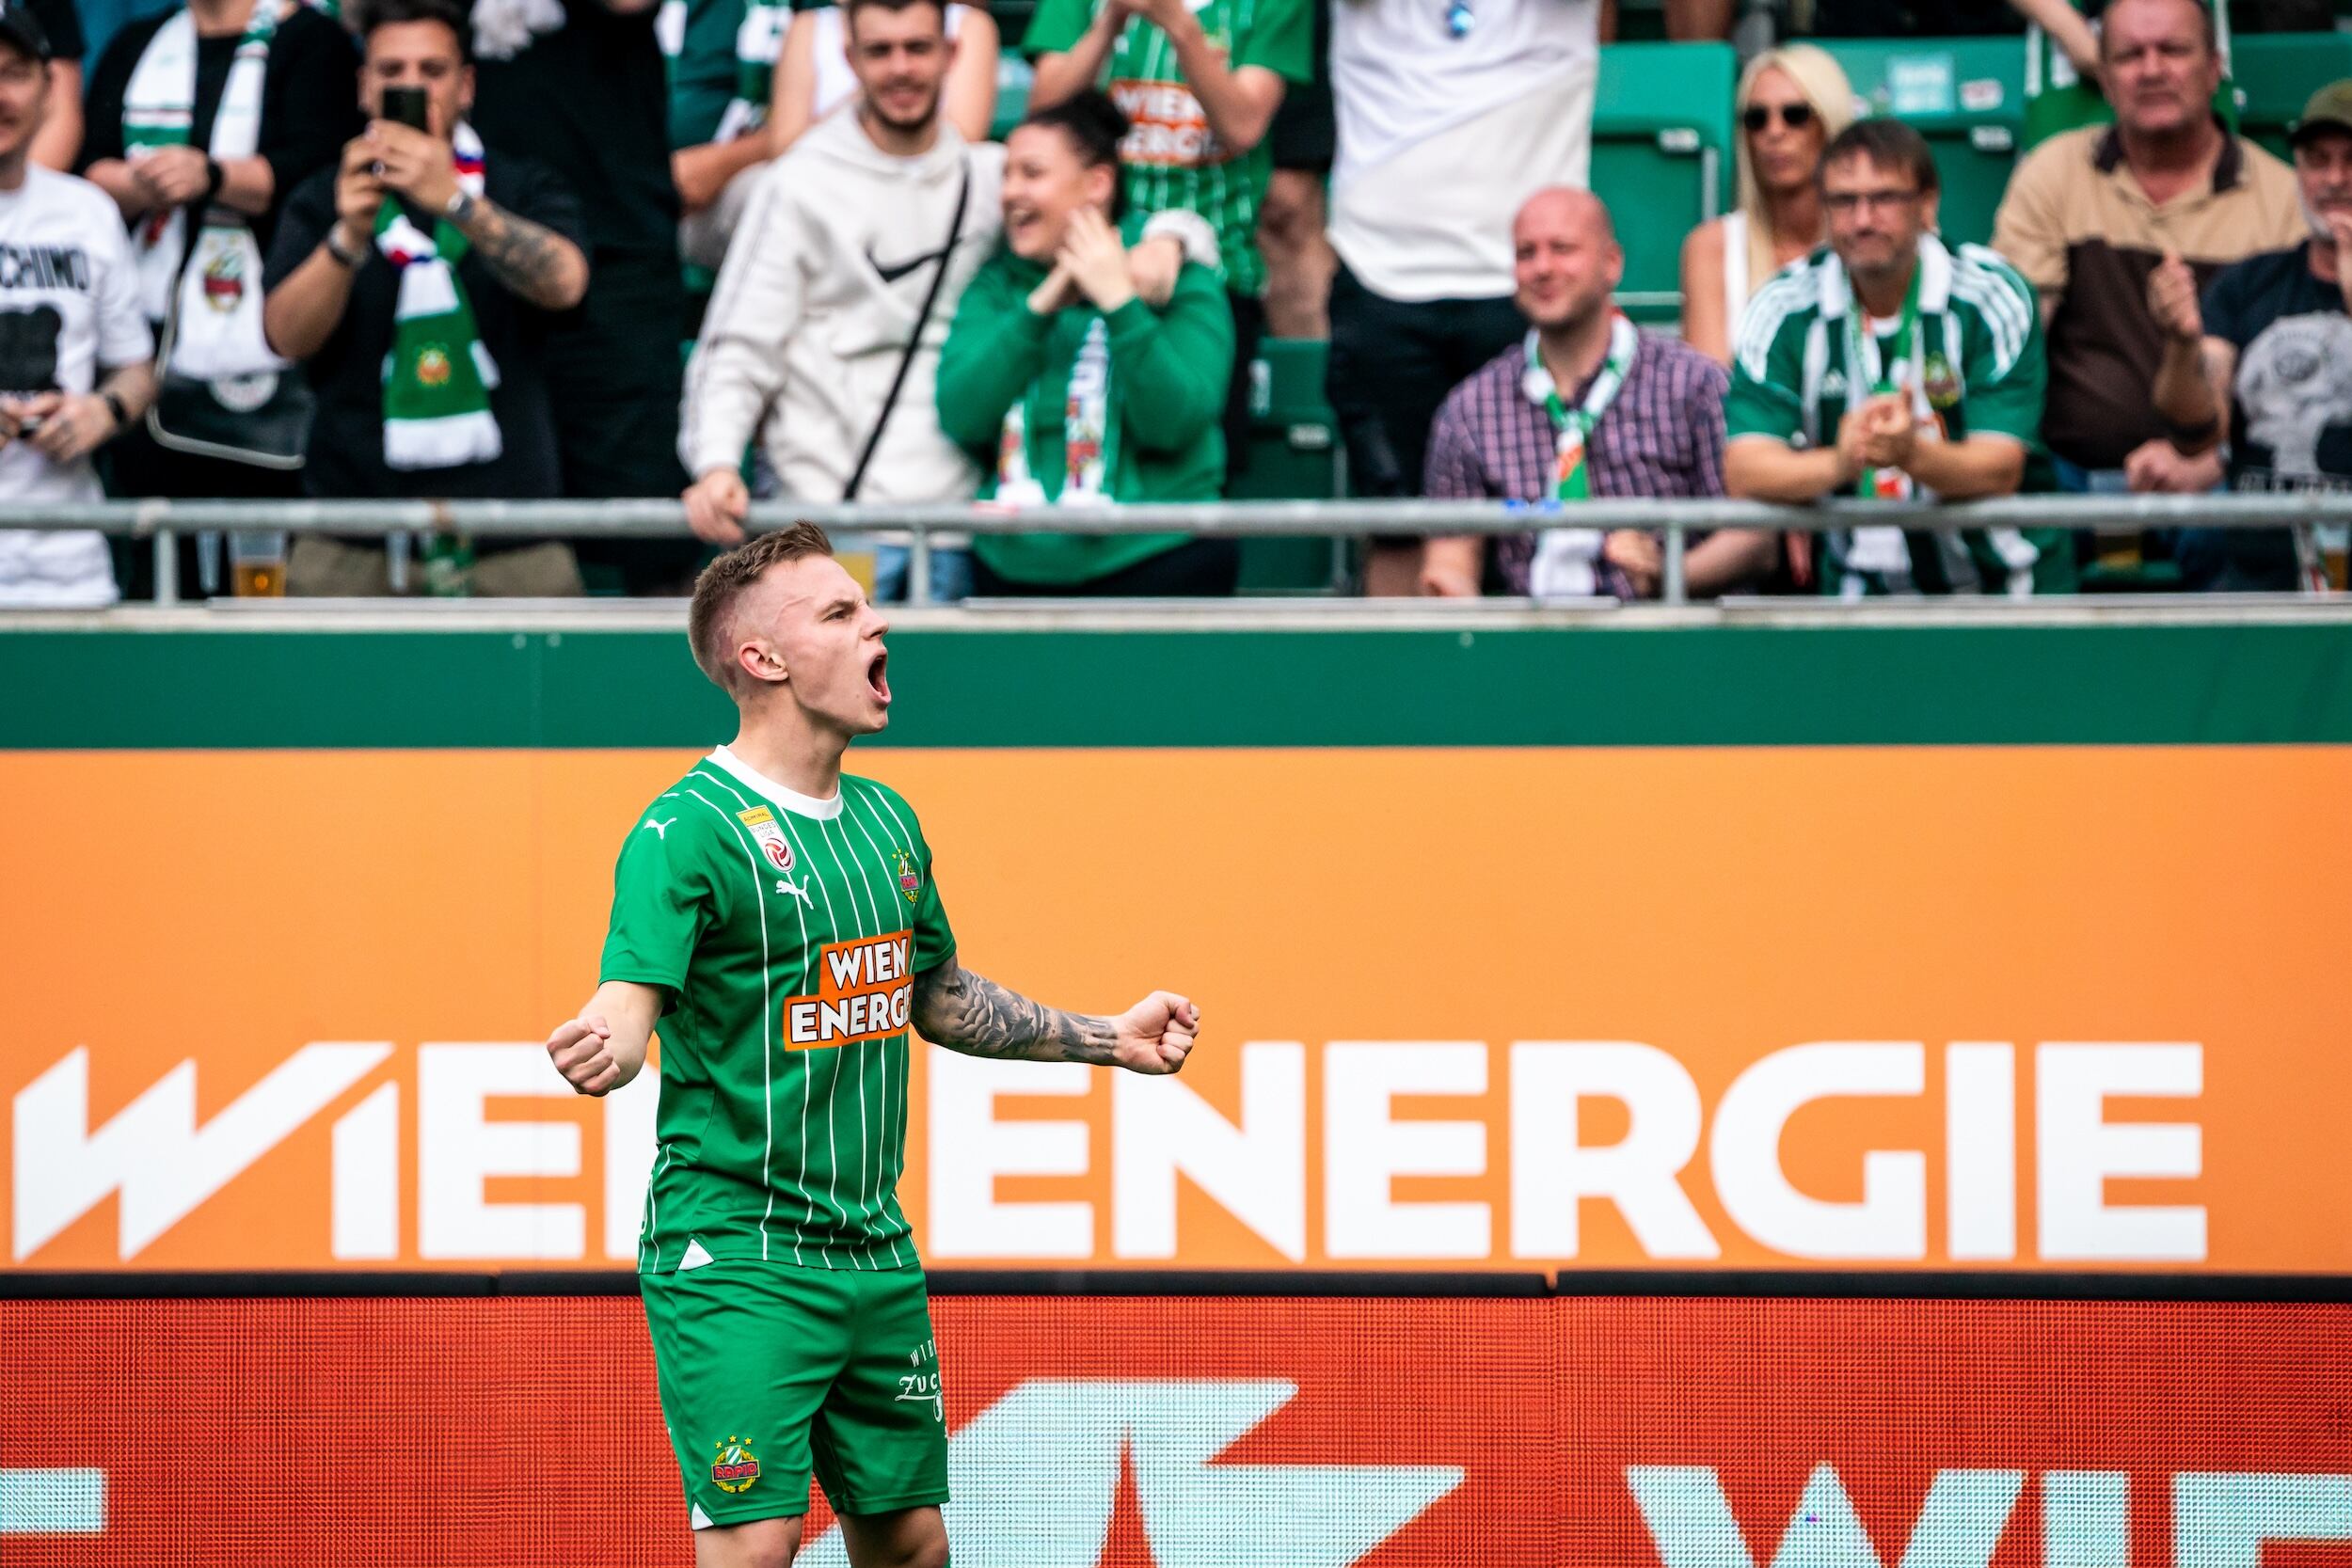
[686,522,834,693]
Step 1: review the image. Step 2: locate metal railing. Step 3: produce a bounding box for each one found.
[6,491,2345,607]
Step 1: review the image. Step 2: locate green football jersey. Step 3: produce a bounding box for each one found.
[1022,0,1312,297]
[1724,233,2073,596]
[601,748,955,1274]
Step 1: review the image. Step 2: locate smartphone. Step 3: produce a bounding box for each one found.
[381,86,429,134]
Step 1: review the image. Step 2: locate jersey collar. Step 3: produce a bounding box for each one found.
[1820,231,1954,323]
[707,746,846,819]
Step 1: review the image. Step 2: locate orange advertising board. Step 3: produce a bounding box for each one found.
[6,745,2350,1273]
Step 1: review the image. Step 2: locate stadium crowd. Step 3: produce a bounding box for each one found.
[0,0,2344,604]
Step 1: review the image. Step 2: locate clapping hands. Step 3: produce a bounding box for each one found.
[1025,207,1139,317]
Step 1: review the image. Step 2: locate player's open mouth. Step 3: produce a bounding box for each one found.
[866,650,891,705]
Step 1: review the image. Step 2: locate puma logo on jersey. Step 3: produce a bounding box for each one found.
[643,816,676,839]
[775,876,814,908]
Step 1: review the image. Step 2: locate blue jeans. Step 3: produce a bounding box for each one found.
[2049,453,2288,590]
[871,544,973,605]
[2050,456,2129,495]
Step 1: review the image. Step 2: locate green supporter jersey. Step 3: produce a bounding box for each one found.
[660,0,797,150]
[936,211,1233,584]
[600,750,955,1274]
[1022,0,1312,297]
[1724,234,2075,596]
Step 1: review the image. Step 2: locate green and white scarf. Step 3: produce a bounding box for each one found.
[1521,312,1636,598]
[124,1,291,379]
[1803,244,2041,597]
[994,315,1114,507]
[375,123,501,470]
[1840,261,1925,579]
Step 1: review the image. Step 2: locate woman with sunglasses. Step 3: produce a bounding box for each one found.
[1679,44,1854,366]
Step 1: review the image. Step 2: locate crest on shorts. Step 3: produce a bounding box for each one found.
[710,1435,760,1494]
[894,847,921,905]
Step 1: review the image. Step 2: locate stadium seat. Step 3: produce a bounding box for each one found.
[993,53,1034,142]
[1817,38,2026,249]
[1594,41,1739,325]
[2230,32,2352,163]
[1231,337,1344,593]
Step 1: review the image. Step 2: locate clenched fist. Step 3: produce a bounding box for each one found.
[2147,248,2202,345]
[547,1013,633,1096]
[1108,990,1200,1075]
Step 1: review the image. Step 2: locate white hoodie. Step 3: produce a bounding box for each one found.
[680,111,1002,508]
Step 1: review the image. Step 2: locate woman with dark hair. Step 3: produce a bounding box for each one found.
[935,90,1236,595]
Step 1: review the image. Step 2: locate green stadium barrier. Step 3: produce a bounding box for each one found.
[7,620,2350,749]
[1595,41,1738,325]
[1819,38,2025,249]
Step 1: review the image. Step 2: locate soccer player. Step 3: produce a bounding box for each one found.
[544,521,1200,1568]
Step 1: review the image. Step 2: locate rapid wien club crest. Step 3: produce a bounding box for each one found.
[710,1434,760,1494]
[200,246,246,312]
[737,804,794,873]
[1923,351,1962,410]
[894,847,921,905]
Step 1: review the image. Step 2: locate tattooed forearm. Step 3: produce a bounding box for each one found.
[456,198,589,311]
[912,959,1119,1064]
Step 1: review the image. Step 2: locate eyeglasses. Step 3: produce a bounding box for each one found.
[1822,188,1921,215]
[1741,102,1817,134]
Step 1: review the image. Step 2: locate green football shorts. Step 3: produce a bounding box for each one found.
[640,1259,948,1528]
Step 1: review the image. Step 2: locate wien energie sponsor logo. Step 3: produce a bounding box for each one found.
[786,932,914,1049]
[1110,78,1234,166]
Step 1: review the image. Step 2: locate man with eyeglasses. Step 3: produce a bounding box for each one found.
[1724,119,2072,597]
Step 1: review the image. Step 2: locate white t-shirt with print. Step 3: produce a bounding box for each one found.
[0,166,153,608]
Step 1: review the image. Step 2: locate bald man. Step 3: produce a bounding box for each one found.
[1422,187,1775,599]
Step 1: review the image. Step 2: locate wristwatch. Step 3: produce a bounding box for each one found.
[99,390,129,433]
[324,226,367,268]
[443,188,477,224]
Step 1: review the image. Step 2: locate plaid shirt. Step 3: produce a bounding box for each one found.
[1423,329,1729,595]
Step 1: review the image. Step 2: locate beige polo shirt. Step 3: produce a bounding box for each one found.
[1992,123,2305,470]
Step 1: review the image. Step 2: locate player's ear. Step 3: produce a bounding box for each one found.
[738,639,788,686]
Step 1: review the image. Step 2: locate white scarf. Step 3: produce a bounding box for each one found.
[123,3,291,380]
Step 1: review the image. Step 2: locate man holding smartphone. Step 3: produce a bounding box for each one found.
[261,0,593,595]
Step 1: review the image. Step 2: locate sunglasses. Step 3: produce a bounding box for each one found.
[1742,102,1817,133]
